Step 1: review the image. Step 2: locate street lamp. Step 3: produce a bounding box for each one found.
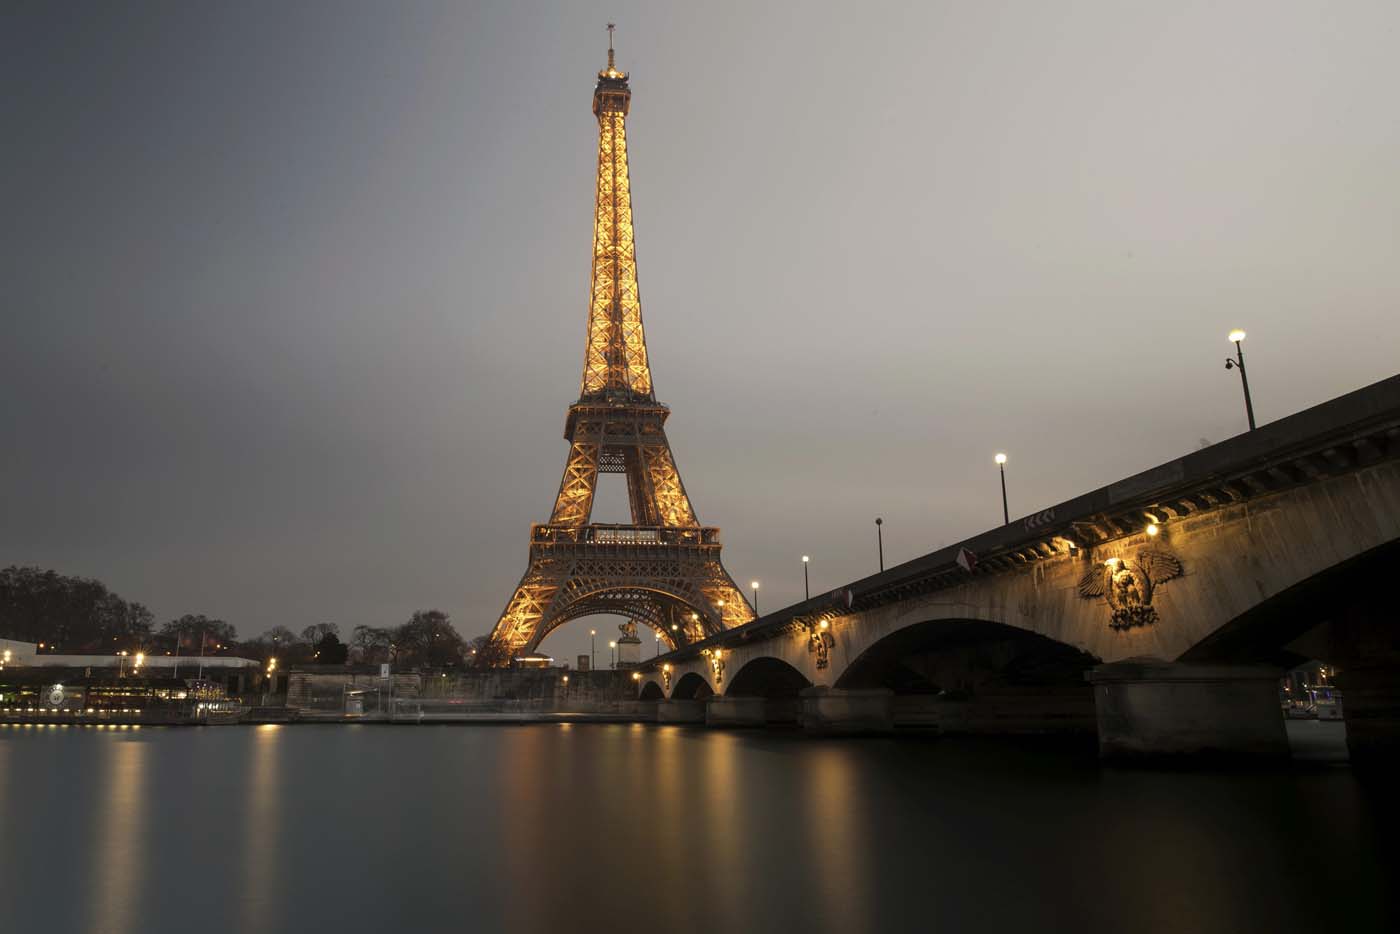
[118,650,129,678]
[715,599,725,628]
[608,640,616,669]
[995,453,1009,525]
[134,652,144,673]
[1224,329,1256,431]
[750,581,760,615]
[590,629,597,671]
[875,518,884,572]
[655,633,661,657]
[802,555,810,600]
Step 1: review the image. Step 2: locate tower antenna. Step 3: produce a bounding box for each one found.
[606,22,616,69]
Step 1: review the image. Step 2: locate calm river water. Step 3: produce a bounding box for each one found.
[0,723,1393,934]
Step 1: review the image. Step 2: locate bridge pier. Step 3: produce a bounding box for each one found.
[800,686,893,735]
[705,695,766,727]
[1087,661,1288,760]
[1335,665,1400,766]
[655,698,707,724]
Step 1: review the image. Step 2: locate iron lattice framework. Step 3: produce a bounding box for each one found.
[480,39,753,665]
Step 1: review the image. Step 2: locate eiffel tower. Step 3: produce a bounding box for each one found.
[480,30,754,666]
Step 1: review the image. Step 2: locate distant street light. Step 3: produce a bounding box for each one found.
[715,599,726,629]
[875,518,884,572]
[995,453,1009,525]
[590,629,597,671]
[655,633,661,657]
[751,581,760,615]
[608,640,616,669]
[1224,329,1257,431]
[118,650,129,678]
[802,555,810,601]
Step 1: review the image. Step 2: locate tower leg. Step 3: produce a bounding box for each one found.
[481,557,569,665]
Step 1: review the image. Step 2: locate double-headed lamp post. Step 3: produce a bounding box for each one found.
[750,581,760,615]
[1224,329,1256,431]
[995,453,1009,525]
[802,555,810,600]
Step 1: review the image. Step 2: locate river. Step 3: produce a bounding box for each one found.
[0,722,1392,933]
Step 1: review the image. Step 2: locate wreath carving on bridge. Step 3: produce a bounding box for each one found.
[1077,550,1183,630]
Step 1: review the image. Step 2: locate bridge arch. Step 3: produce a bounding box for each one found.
[725,655,811,725]
[639,679,665,701]
[726,656,811,697]
[834,617,1099,692]
[829,617,1100,733]
[1181,538,1398,667]
[671,671,714,701]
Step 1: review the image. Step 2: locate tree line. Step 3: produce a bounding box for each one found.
[0,566,478,669]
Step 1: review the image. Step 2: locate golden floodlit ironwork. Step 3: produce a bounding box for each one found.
[480,33,753,666]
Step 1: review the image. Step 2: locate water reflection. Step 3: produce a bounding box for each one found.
[87,734,147,934]
[237,725,283,933]
[803,745,872,934]
[0,724,1389,934]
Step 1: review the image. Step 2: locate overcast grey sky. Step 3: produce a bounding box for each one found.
[4,1,1399,664]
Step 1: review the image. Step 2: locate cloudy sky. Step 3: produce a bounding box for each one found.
[4,1,1399,663]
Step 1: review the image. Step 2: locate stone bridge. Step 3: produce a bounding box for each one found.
[635,375,1400,763]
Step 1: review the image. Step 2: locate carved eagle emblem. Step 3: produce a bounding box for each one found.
[1078,551,1183,630]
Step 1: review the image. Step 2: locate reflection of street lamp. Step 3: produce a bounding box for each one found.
[802,555,810,600]
[1224,329,1257,431]
[751,581,760,615]
[262,657,278,706]
[995,453,1009,525]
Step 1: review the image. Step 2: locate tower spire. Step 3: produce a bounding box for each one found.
[585,23,647,400]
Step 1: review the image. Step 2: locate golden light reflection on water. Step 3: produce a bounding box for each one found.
[237,724,283,932]
[804,745,873,934]
[698,729,745,931]
[88,734,147,934]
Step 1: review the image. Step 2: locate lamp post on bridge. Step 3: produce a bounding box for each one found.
[590,629,597,671]
[875,518,884,572]
[608,640,616,669]
[995,453,1009,525]
[1224,329,1257,431]
[802,555,810,600]
[750,581,760,615]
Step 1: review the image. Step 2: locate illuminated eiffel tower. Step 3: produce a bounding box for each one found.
[480,29,753,666]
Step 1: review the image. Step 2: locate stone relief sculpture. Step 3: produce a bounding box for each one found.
[1078,551,1183,630]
